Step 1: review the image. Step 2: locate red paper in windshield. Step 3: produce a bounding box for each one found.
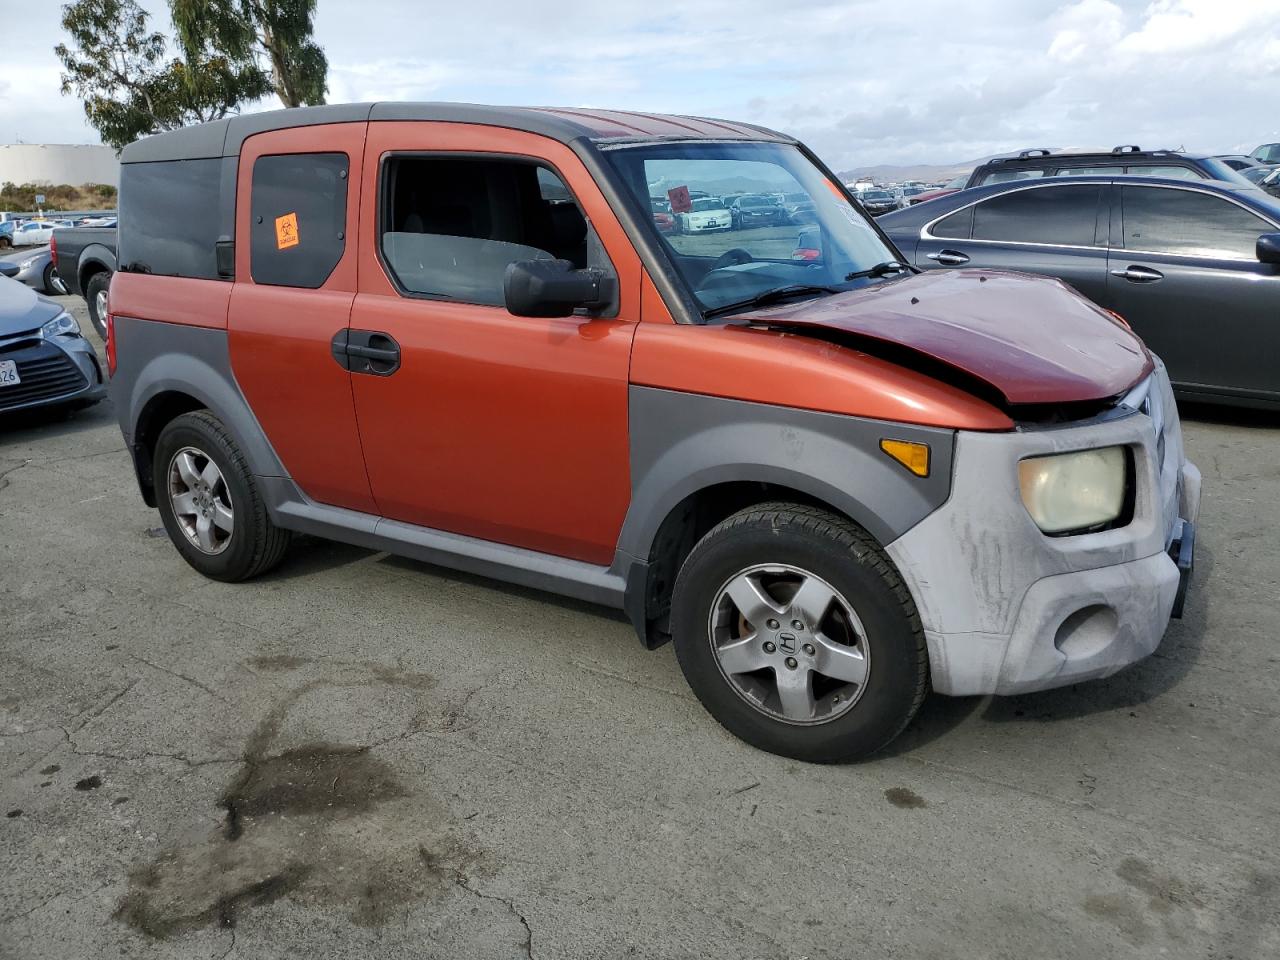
[667,186,693,214]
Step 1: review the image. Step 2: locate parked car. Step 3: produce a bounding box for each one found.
[1252,143,1280,164]
[1216,154,1261,172]
[10,219,74,248]
[855,189,898,216]
[1240,163,1280,186]
[0,246,68,295]
[108,103,1198,763]
[966,146,1249,188]
[0,260,17,279]
[729,194,786,229]
[0,276,106,415]
[677,197,733,233]
[50,223,117,339]
[899,185,931,206]
[910,174,968,205]
[650,198,677,234]
[1257,167,1280,200]
[879,175,1280,408]
[0,221,13,251]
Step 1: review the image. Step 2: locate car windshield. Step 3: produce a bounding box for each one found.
[741,197,773,207]
[862,190,893,201]
[603,140,899,319]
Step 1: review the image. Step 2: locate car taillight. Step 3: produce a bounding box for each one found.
[792,248,821,261]
[105,310,117,376]
[49,234,57,260]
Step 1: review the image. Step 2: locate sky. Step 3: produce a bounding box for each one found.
[2,0,1278,171]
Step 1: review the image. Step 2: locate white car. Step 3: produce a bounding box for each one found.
[677,198,733,233]
[11,220,73,247]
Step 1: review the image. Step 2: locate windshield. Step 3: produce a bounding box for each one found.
[603,140,899,318]
[862,190,893,201]
[691,198,726,211]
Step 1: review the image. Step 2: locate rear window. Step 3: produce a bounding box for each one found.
[250,152,349,289]
[118,158,222,279]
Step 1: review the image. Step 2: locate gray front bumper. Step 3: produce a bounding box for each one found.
[887,362,1200,696]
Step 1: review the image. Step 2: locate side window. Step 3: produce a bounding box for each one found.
[1058,166,1123,177]
[1120,186,1272,259]
[119,158,222,279]
[250,153,348,289]
[932,205,973,239]
[379,155,605,307]
[1125,165,1203,180]
[977,169,1045,186]
[971,185,1101,246]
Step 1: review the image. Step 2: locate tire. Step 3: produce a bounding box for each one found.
[670,503,927,762]
[153,410,291,582]
[84,271,111,340]
[43,263,67,296]
[0,236,11,251]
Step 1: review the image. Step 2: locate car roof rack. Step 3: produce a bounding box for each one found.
[1017,148,1054,158]
[1111,145,1142,154]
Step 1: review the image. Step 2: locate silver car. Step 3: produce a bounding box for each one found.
[0,246,68,295]
[0,277,105,415]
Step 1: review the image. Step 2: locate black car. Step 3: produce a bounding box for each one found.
[855,189,898,216]
[728,195,786,229]
[878,175,1280,409]
[965,146,1250,189]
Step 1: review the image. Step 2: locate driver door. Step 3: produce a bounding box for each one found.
[348,122,642,565]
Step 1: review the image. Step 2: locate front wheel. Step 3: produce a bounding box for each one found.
[43,263,68,296]
[670,503,928,762]
[153,411,291,582]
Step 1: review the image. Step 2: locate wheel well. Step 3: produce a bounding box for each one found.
[80,262,109,294]
[131,391,206,506]
[636,482,852,649]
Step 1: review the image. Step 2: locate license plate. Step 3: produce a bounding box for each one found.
[0,360,19,386]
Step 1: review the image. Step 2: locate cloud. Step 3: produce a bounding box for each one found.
[2,0,1278,168]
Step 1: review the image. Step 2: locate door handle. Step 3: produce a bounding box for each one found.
[1110,266,1164,283]
[927,250,970,266]
[331,329,401,376]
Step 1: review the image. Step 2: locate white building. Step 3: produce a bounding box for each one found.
[0,144,119,187]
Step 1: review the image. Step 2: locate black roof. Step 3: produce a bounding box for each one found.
[120,102,791,164]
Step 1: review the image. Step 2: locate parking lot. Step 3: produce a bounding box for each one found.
[1,295,1278,959]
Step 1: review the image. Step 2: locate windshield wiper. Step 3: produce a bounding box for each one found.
[844,260,910,281]
[701,284,842,320]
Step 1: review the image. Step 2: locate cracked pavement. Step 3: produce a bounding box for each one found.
[2,296,1279,959]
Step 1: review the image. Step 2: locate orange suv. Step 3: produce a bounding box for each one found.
[108,103,1199,761]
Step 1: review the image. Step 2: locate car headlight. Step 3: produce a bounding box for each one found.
[1018,446,1128,535]
[40,311,81,339]
[20,256,39,270]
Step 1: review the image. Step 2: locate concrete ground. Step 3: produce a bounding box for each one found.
[2,295,1277,960]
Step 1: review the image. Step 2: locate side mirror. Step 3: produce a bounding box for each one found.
[504,259,611,318]
[1258,233,1280,265]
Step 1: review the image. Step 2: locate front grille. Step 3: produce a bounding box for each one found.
[0,345,88,410]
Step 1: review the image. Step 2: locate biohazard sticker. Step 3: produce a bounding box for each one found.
[667,186,692,214]
[275,212,299,250]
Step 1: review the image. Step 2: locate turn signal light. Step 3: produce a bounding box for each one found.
[880,439,930,477]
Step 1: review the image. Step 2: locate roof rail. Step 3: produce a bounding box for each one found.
[1017,148,1053,158]
[1111,145,1142,155]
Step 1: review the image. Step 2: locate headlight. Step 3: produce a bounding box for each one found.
[40,311,81,339]
[1018,446,1128,535]
[20,256,38,269]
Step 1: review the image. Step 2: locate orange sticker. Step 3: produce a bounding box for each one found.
[275,212,299,250]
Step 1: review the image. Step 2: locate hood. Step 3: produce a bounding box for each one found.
[0,276,61,336]
[742,269,1152,407]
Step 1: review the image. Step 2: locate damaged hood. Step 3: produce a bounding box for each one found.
[742,269,1152,406]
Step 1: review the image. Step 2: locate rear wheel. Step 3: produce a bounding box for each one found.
[670,503,927,762]
[42,263,67,296]
[85,271,110,340]
[153,411,291,582]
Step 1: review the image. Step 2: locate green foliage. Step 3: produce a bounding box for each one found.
[55,0,271,149]
[170,0,328,108]
[0,182,118,211]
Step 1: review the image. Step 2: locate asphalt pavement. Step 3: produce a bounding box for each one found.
[2,294,1278,959]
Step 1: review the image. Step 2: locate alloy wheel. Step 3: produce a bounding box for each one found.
[167,446,234,555]
[708,563,870,724]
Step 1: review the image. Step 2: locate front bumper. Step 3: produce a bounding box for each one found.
[0,334,106,414]
[887,362,1200,696]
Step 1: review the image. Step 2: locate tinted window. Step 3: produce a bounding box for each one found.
[380,155,604,307]
[1059,166,1124,177]
[250,153,348,289]
[1120,186,1273,259]
[119,158,221,279]
[932,205,973,239]
[977,169,1045,185]
[971,185,1101,245]
[1125,164,1203,181]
